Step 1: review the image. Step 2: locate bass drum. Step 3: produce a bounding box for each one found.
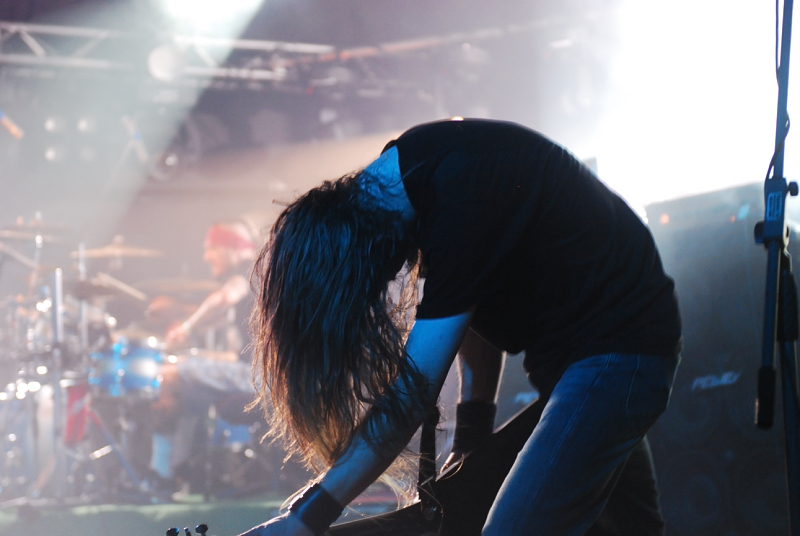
[88,336,163,399]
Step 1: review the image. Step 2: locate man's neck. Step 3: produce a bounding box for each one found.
[362,145,416,222]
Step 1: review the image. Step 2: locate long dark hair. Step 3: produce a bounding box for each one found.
[250,171,425,474]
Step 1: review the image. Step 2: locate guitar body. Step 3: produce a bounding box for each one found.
[326,400,545,536]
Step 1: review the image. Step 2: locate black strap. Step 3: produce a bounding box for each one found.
[452,400,497,453]
[289,482,344,535]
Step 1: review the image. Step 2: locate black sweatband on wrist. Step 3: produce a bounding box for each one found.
[289,483,344,536]
[452,399,497,453]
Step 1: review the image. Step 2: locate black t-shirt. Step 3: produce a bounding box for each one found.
[384,119,682,380]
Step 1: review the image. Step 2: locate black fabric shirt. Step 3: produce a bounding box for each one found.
[384,119,682,381]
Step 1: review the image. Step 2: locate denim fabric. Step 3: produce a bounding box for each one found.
[483,353,679,536]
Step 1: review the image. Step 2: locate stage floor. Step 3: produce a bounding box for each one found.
[0,489,399,536]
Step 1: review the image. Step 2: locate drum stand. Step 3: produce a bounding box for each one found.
[0,373,38,500]
[0,268,163,513]
[56,385,156,502]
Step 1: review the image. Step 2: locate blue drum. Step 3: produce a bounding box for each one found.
[89,337,163,398]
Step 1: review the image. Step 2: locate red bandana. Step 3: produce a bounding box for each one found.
[204,225,255,250]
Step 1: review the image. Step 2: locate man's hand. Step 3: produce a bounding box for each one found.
[237,513,314,536]
[164,321,191,347]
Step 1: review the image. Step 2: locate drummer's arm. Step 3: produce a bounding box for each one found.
[166,275,249,346]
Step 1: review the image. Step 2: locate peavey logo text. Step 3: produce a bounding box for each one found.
[691,371,742,391]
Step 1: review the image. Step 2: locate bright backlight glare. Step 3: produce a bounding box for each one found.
[589,0,778,208]
[162,0,264,35]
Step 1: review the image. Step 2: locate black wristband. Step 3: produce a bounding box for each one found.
[452,400,497,453]
[289,483,344,536]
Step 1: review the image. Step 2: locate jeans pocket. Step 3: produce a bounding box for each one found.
[625,356,673,432]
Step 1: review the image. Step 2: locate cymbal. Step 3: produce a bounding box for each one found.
[72,244,163,259]
[68,279,123,300]
[0,229,61,243]
[135,277,219,294]
[3,217,69,235]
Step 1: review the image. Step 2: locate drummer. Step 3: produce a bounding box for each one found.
[148,217,264,489]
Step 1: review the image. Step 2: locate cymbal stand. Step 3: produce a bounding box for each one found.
[0,243,41,273]
[27,227,45,299]
[77,243,89,353]
[51,268,66,502]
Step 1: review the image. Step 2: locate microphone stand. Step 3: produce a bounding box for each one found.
[754,0,800,533]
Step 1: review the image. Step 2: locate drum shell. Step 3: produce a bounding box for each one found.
[88,343,163,398]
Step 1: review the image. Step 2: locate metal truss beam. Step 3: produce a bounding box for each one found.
[0,22,130,70]
[0,18,560,87]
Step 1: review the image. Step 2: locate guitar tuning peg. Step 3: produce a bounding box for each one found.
[167,529,180,536]
[196,524,209,536]
[184,527,192,536]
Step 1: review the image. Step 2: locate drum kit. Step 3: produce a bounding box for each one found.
[0,215,222,507]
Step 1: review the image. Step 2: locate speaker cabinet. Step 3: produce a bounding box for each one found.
[646,184,791,535]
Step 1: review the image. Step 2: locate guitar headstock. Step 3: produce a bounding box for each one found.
[166,523,209,536]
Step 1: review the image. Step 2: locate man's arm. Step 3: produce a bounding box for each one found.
[457,329,504,403]
[239,310,474,536]
[321,310,474,505]
[165,275,249,347]
[441,329,504,472]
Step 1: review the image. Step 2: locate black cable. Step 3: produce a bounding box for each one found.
[766,0,791,182]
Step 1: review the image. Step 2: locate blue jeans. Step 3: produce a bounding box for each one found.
[483,353,679,536]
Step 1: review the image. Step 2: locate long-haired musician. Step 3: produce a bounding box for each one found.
[242,118,682,536]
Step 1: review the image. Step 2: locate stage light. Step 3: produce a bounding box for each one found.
[319,108,338,125]
[161,0,265,35]
[149,151,181,182]
[163,0,263,19]
[43,146,66,162]
[43,116,65,133]
[76,117,96,133]
[147,43,186,82]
